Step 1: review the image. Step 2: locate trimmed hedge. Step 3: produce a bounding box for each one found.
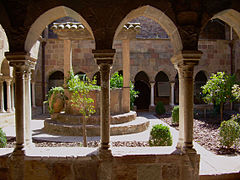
[149,124,172,146]
[172,106,179,125]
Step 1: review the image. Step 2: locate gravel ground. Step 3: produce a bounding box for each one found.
[158,113,240,155]
[6,139,149,148]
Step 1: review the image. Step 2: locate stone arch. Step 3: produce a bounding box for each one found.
[0,59,10,77]
[114,5,182,54]
[0,24,9,72]
[212,9,240,39]
[134,71,150,110]
[25,6,94,53]
[48,70,64,90]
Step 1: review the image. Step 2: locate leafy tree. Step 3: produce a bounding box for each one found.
[201,72,236,121]
[68,71,96,147]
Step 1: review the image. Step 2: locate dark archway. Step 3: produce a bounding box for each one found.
[194,71,207,104]
[48,71,64,90]
[155,71,170,105]
[76,71,86,81]
[134,71,150,110]
[174,74,179,105]
[93,71,100,86]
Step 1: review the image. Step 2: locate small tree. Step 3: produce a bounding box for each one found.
[68,71,97,147]
[201,72,236,121]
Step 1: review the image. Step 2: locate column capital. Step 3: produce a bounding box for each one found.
[5,78,12,85]
[92,49,115,65]
[171,50,202,67]
[5,52,36,72]
[150,81,155,86]
[170,81,175,85]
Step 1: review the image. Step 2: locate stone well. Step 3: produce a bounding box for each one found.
[43,88,149,136]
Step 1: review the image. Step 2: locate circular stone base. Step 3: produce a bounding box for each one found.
[43,111,150,136]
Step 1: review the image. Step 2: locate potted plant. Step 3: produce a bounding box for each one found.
[45,86,66,114]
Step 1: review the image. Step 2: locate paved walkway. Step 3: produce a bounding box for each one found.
[2,112,240,175]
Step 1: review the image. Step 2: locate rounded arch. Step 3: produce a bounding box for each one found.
[194,70,208,82]
[114,5,182,54]
[154,71,170,105]
[134,71,150,84]
[134,71,150,110]
[25,6,94,52]
[194,70,208,104]
[0,24,9,71]
[154,71,169,82]
[0,59,10,77]
[212,9,240,39]
[48,70,64,90]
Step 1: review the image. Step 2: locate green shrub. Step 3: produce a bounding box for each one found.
[219,120,240,149]
[155,101,166,115]
[149,124,172,146]
[0,128,7,148]
[172,106,179,125]
[110,72,139,110]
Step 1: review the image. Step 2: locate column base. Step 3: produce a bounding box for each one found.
[98,148,113,160]
[149,105,155,112]
[176,142,196,154]
[7,109,12,113]
[0,109,6,113]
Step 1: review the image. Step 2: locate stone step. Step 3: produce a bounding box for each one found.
[51,111,137,125]
[43,117,149,136]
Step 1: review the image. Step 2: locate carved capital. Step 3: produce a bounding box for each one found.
[92,49,115,66]
[5,52,36,73]
[171,50,202,79]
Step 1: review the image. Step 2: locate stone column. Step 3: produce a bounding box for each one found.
[171,51,202,153]
[6,79,12,113]
[170,81,175,106]
[6,52,36,154]
[149,81,155,111]
[64,39,72,86]
[25,70,33,147]
[0,79,5,112]
[31,81,36,108]
[11,81,15,112]
[93,49,115,154]
[122,39,130,113]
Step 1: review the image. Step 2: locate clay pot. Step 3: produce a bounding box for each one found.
[49,93,64,113]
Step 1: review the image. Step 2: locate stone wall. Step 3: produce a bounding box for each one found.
[0,148,200,180]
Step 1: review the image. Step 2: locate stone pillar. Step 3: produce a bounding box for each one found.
[11,81,15,112]
[170,81,175,106]
[149,81,155,111]
[31,81,36,108]
[122,39,130,113]
[6,79,12,113]
[93,49,115,154]
[25,70,33,147]
[64,39,72,86]
[0,79,5,112]
[171,51,202,153]
[6,52,36,154]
